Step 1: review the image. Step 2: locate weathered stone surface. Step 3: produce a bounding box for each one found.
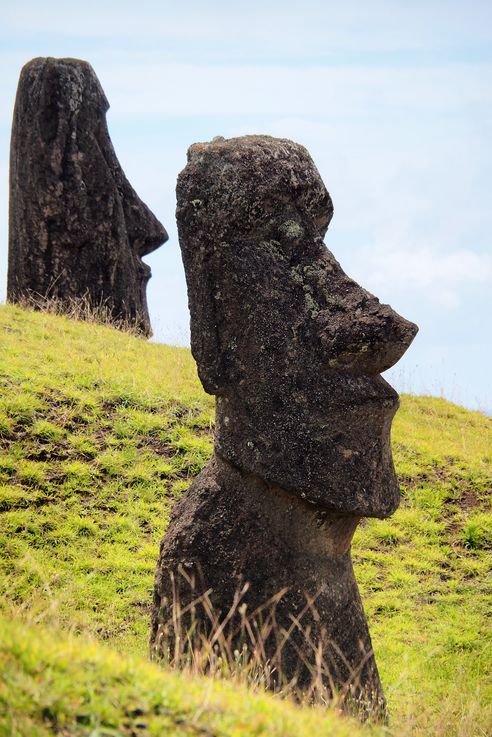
[8,57,167,335]
[152,135,418,716]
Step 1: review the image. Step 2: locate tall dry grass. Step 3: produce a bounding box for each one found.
[11,291,146,336]
[152,566,385,721]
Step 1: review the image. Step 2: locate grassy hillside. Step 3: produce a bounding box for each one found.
[0,303,491,736]
[1,615,375,737]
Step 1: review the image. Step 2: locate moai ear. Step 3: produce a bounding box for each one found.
[189,273,226,395]
[176,149,242,396]
[178,220,237,396]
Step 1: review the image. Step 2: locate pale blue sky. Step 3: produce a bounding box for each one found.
[1,0,491,411]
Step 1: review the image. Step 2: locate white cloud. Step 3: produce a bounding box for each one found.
[357,244,492,309]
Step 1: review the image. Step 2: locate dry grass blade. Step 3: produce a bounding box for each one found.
[13,291,147,336]
[152,568,385,720]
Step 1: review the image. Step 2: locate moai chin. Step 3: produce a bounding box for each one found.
[8,57,167,336]
[151,135,418,717]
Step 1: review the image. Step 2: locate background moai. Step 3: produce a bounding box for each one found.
[8,57,167,336]
[152,136,418,716]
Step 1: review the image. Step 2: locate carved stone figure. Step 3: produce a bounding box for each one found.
[8,57,167,335]
[151,135,418,717]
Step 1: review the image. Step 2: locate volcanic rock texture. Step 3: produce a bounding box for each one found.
[8,57,167,335]
[152,135,418,717]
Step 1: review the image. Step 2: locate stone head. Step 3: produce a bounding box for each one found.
[177,135,418,517]
[8,57,167,335]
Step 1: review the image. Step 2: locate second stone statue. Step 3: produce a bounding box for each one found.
[8,57,167,336]
[151,135,418,717]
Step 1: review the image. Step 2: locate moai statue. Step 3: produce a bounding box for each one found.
[8,57,167,336]
[151,136,418,717]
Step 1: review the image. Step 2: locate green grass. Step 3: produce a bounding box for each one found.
[0,304,213,650]
[0,616,375,737]
[353,396,492,734]
[0,303,491,737]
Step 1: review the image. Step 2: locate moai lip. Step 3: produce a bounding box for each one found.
[152,135,418,717]
[8,57,167,336]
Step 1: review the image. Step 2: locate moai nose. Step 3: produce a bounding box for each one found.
[122,192,169,258]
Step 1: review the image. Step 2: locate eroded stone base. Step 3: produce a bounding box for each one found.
[152,456,386,718]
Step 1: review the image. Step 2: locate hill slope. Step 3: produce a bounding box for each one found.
[0,304,491,736]
[1,615,373,737]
